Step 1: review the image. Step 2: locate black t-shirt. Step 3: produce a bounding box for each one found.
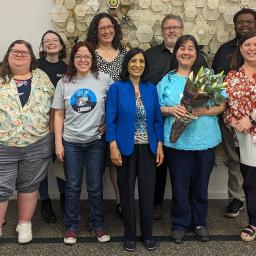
[212,38,238,76]
[37,58,67,87]
[145,43,173,85]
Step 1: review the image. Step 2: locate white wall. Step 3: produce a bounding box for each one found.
[0,0,54,59]
[1,0,229,199]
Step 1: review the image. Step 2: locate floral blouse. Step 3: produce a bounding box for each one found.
[0,69,55,147]
[223,68,256,142]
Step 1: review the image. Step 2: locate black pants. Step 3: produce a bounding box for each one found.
[116,144,156,241]
[154,146,167,206]
[240,163,256,226]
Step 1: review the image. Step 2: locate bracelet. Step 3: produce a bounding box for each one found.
[249,114,256,126]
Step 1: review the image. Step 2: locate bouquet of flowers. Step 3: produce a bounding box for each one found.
[170,67,226,143]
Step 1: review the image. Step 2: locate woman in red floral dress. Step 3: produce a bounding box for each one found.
[223,31,256,242]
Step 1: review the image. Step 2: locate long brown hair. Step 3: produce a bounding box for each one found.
[65,41,99,81]
[0,40,37,83]
[86,12,122,50]
[231,31,256,70]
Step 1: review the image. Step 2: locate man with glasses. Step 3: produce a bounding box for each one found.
[145,14,207,220]
[145,14,184,85]
[212,8,256,218]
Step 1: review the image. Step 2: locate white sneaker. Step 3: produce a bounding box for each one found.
[16,222,32,244]
[92,230,111,243]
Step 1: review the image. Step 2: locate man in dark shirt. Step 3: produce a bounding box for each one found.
[145,14,184,220]
[212,8,256,218]
[145,14,184,85]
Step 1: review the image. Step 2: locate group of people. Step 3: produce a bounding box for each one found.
[0,7,256,252]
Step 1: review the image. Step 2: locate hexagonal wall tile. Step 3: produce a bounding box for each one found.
[87,0,100,14]
[50,4,69,23]
[207,0,219,9]
[74,4,88,19]
[202,6,220,21]
[138,0,151,9]
[151,1,163,12]
[136,24,154,43]
[64,0,76,10]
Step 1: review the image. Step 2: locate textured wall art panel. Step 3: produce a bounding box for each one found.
[50,0,256,60]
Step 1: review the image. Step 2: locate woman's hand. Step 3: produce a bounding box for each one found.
[192,107,209,116]
[55,142,64,162]
[156,142,164,167]
[229,118,239,129]
[98,123,106,135]
[236,116,252,132]
[192,102,226,116]
[168,105,188,118]
[110,141,122,166]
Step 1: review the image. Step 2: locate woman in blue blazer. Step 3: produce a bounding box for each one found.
[106,48,164,252]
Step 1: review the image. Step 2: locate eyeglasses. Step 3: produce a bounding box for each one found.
[236,20,256,26]
[163,26,183,31]
[10,49,30,57]
[98,24,115,32]
[43,38,60,44]
[74,54,92,61]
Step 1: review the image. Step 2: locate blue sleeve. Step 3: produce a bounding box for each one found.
[106,82,118,142]
[156,76,167,107]
[153,86,164,142]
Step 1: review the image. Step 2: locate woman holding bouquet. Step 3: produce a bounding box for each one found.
[223,31,256,242]
[157,35,226,243]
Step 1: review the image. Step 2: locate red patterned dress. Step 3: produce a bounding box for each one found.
[223,68,256,166]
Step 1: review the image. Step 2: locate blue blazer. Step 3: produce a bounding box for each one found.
[106,79,163,156]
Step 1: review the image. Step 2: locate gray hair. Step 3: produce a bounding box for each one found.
[161,14,184,30]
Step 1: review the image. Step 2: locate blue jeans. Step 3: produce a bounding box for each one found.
[63,138,106,232]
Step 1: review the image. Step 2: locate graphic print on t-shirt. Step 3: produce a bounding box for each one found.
[70,88,97,113]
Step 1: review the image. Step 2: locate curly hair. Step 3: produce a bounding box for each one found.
[0,40,37,84]
[86,12,122,50]
[39,30,67,60]
[65,41,99,81]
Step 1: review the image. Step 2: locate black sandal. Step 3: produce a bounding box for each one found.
[241,225,256,242]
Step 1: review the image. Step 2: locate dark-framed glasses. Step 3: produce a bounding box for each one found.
[163,26,183,31]
[98,24,115,32]
[10,49,30,57]
[74,54,92,60]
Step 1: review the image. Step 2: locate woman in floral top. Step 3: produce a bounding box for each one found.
[223,31,256,242]
[0,40,54,243]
